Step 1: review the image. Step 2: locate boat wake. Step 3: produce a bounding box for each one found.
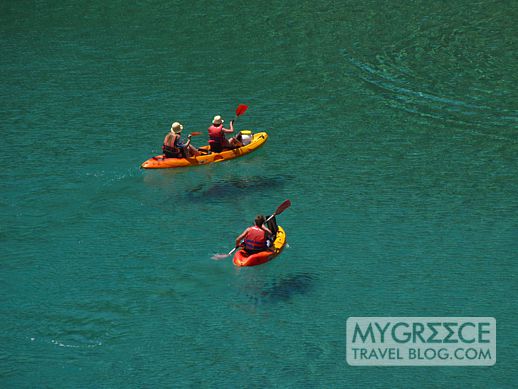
[341,48,518,142]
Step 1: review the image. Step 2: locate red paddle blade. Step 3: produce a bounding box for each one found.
[274,199,291,216]
[190,131,202,136]
[236,104,248,117]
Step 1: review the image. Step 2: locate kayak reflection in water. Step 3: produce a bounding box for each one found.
[162,122,200,158]
[235,215,273,254]
[208,115,243,152]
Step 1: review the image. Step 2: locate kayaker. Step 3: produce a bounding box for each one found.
[235,215,273,254]
[208,115,242,152]
[163,122,199,158]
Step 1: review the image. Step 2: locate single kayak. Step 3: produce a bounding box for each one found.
[141,131,268,169]
[233,226,286,267]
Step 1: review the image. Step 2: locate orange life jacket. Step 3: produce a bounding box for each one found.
[244,226,267,252]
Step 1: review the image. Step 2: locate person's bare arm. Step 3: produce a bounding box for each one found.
[235,228,249,247]
[223,120,234,134]
[184,134,192,147]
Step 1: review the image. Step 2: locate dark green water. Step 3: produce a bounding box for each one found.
[2,1,517,387]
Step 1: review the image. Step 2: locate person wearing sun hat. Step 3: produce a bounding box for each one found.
[207,115,242,152]
[162,121,199,158]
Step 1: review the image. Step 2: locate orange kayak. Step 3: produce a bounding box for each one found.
[141,131,268,169]
[233,226,286,267]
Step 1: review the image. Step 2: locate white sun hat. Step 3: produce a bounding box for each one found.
[212,115,224,125]
[171,122,183,133]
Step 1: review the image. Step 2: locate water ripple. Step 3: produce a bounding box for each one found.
[343,49,518,138]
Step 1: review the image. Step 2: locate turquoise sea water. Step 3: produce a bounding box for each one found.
[1,1,517,387]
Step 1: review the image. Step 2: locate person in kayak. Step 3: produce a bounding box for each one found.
[163,122,199,158]
[235,215,273,254]
[208,115,242,152]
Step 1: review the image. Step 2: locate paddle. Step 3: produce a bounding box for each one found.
[211,199,291,260]
[212,247,238,261]
[267,199,291,221]
[230,104,248,147]
[230,104,248,125]
[187,131,211,155]
[235,104,248,118]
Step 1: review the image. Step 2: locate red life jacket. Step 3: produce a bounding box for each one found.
[208,125,225,143]
[244,226,267,252]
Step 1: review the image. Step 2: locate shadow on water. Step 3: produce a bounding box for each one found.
[248,273,316,305]
[185,174,294,202]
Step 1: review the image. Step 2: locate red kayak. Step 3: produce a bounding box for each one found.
[233,226,286,267]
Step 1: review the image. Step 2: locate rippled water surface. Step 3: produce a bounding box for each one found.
[1,1,517,387]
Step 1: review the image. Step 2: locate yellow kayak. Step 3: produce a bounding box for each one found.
[141,131,268,169]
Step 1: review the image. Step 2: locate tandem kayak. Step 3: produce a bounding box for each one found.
[233,226,286,267]
[141,131,268,169]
